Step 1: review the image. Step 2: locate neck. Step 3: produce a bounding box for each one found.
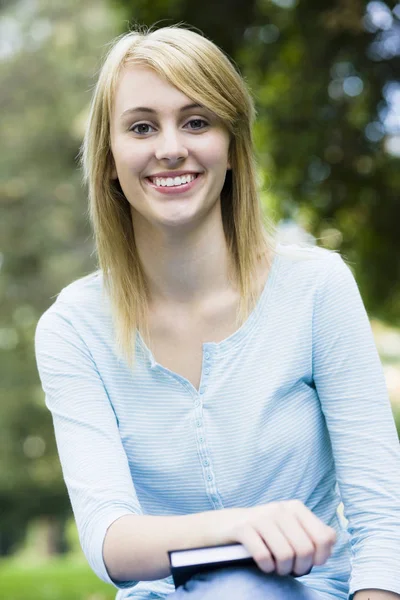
[132,212,236,308]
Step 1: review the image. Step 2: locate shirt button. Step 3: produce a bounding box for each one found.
[194,399,200,407]
[204,368,210,375]
[207,474,213,481]
[205,352,210,360]
[199,387,206,394]
[203,459,209,466]
[199,436,204,443]
[211,495,218,502]
[196,420,202,428]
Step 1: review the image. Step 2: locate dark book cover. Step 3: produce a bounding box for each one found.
[168,542,310,589]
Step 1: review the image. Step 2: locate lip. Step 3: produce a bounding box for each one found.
[146,170,202,178]
[144,173,203,195]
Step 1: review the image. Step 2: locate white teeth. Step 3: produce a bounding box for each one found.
[150,174,197,187]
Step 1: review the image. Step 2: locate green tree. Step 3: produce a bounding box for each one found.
[0,0,121,554]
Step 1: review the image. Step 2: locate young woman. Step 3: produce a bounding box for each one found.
[35,25,400,600]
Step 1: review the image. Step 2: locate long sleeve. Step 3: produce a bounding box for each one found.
[35,305,142,590]
[312,253,400,598]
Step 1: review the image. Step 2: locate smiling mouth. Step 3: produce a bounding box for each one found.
[146,173,200,188]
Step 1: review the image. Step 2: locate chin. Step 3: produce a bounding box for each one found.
[153,203,203,223]
[154,209,205,232]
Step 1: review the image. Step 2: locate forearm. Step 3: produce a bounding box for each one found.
[103,507,245,582]
[353,591,400,600]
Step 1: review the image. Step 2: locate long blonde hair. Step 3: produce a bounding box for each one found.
[81,24,277,366]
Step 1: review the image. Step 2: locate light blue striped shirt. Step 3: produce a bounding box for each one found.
[35,244,400,600]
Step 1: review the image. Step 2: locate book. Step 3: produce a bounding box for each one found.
[168,542,311,589]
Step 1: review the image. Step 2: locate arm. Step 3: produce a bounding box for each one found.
[35,305,144,589]
[103,507,245,582]
[312,254,400,599]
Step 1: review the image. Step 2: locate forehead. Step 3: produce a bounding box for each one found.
[113,65,194,117]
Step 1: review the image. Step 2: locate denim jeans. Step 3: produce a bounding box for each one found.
[168,566,326,599]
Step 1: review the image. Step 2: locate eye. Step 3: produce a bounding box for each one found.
[130,123,155,135]
[185,118,209,130]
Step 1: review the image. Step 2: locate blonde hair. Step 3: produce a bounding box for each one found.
[81,24,277,366]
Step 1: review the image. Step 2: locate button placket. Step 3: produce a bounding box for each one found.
[196,345,219,498]
[193,399,214,491]
[199,346,213,397]
[196,427,215,492]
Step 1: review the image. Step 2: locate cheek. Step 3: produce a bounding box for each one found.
[112,140,148,177]
[198,137,230,170]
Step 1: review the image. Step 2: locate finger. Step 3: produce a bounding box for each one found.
[256,522,295,576]
[274,511,315,576]
[292,502,336,566]
[235,526,276,574]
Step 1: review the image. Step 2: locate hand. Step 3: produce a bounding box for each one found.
[225,500,336,577]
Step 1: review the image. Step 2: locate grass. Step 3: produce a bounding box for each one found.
[0,556,116,600]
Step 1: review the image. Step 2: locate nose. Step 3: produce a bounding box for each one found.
[154,128,188,164]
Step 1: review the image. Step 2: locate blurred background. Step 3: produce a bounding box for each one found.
[0,0,399,598]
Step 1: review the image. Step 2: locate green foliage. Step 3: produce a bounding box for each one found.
[239,1,400,325]
[0,557,115,600]
[393,406,400,438]
[0,0,121,552]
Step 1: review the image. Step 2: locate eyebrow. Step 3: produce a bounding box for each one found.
[120,103,203,119]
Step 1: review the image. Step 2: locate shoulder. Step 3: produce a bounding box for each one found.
[268,243,356,307]
[274,242,350,281]
[56,270,105,306]
[274,241,343,264]
[36,270,111,339]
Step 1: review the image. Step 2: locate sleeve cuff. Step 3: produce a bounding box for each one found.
[349,560,400,599]
[89,509,140,590]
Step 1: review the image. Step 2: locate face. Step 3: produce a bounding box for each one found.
[110,66,231,234]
